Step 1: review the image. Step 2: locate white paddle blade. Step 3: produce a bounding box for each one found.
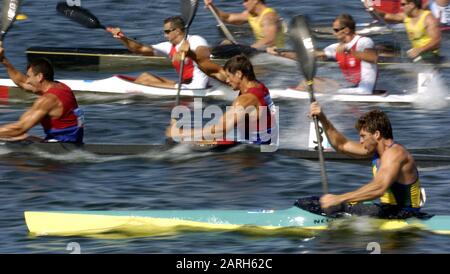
[288,15,317,82]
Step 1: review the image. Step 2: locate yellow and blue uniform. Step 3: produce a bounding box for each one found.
[247,7,285,48]
[404,10,439,58]
[372,144,422,210]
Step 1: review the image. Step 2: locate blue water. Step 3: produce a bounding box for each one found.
[0,0,449,253]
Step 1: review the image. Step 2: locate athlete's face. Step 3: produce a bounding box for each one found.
[163,22,181,44]
[401,1,415,17]
[25,67,43,94]
[332,19,348,42]
[225,70,243,91]
[242,0,258,13]
[359,128,379,153]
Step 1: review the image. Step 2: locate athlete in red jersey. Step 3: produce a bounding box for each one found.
[268,14,378,94]
[167,52,277,146]
[108,16,210,89]
[0,48,83,143]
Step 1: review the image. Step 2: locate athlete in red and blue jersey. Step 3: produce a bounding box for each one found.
[0,50,83,143]
[167,53,278,147]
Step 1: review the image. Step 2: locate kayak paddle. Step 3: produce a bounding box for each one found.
[0,0,20,47]
[56,2,106,30]
[289,15,329,194]
[207,5,238,45]
[175,0,199,106]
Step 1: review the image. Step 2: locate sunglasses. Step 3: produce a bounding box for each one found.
[163,28,176,34]
[333,26,346,33]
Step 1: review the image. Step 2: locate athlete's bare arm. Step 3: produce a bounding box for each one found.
[202,93,260,140]
[423,13,441,52]
[167,93,260,142]
[204,0,249,25]
[266,47,297,59]
[320,147,408,208]
[337,44,378,63]
[107,27,155,56]
[180,41,227,82]
[0,49,34,92]
[310,102,373,158]
[0,94,58,138]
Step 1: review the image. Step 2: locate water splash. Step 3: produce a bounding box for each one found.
[412,70,449,109]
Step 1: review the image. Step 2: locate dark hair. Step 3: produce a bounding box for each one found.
[355,109,393,139]
[164,16,185,31]
[335,14,356,32]
[406,0,422,8]
[223,54,256,81]
[27,58,54,81]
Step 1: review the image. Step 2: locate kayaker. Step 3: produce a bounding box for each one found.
[309,101,424,218]
[0,48,84,143]
[203,0,285,49]
[268,14,379,95]
[364,0,441,62]
[167,52,277,147]
[107,16,210,89]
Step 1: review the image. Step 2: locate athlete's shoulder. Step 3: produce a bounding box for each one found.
[357,35,374,44]
[383,144,410,163]
[356,36,375,49]
[49,82,71,92]
[188,35,209,46]
[234,92,259,108]
[34,92,60,110]
[262,8,279,19]
[425,9,440,24]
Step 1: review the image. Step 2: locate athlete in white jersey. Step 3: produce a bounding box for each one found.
[323,35,377,94]
[152,35,210,89]
[108,16,210,89]
[267,14,378,94]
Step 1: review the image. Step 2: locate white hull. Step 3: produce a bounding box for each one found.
[0,75,447,103]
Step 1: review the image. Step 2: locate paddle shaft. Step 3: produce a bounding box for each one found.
[289,15,329,195]
[307,84,329,194]
[208,5,238,44]
[175,0,199,105]
[175,33,189,106]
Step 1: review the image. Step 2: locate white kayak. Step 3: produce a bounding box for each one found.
[270,88,421,103]
[0,75,448,104]
[0,75,235,100]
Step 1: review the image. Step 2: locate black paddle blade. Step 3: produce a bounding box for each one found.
[1,0,20,39]
[180,0,199,31]
[289,15,317,82]
[56,2,105,29]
